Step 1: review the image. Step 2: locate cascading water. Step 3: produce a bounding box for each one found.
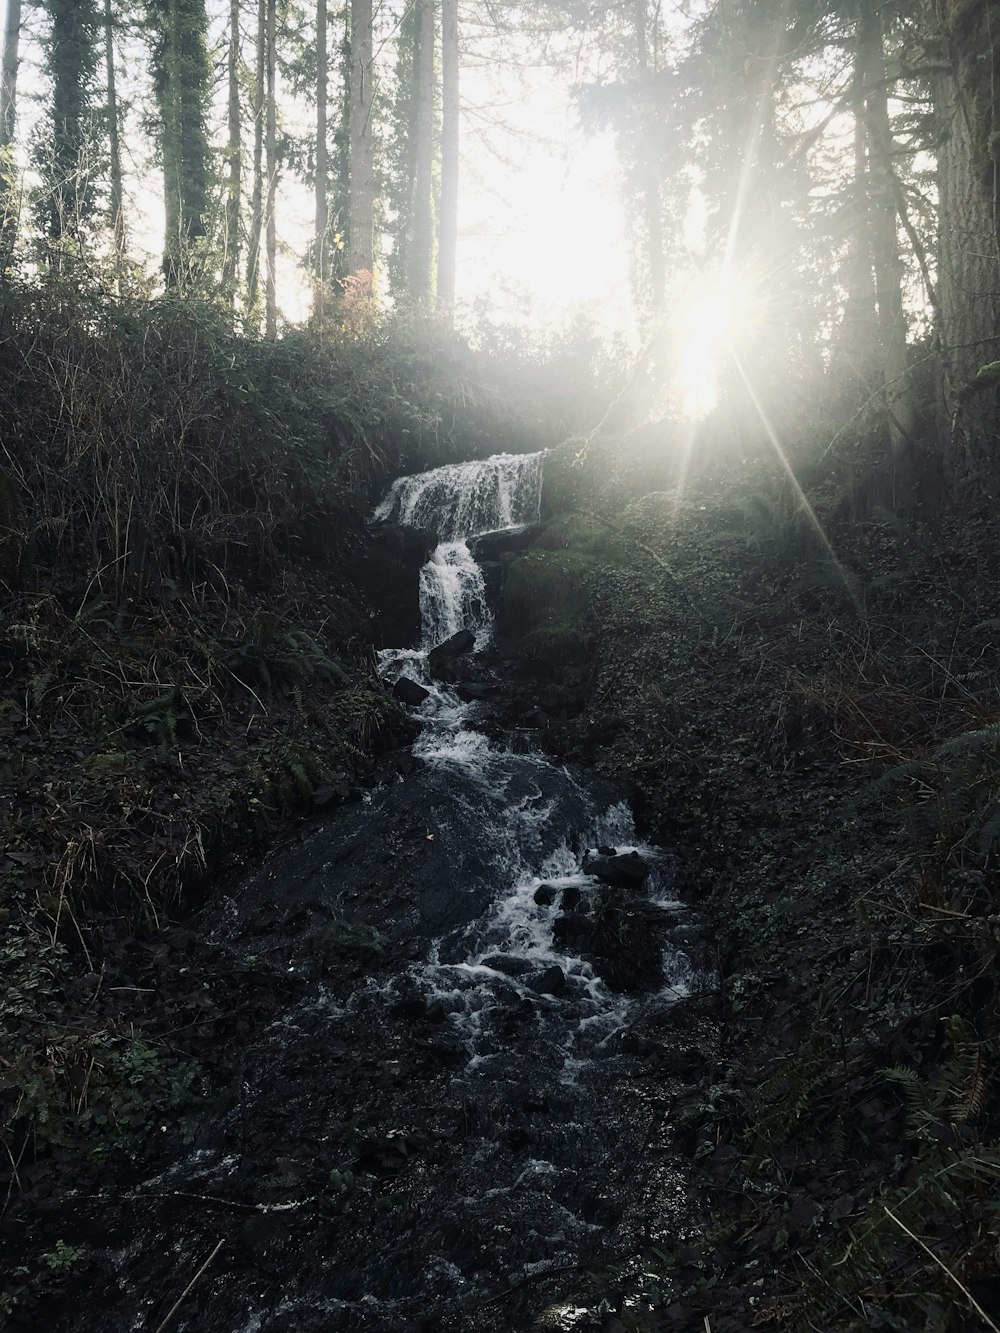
[39,451,699,1333]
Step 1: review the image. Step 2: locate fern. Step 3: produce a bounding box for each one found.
[839,758,925,817]
[978,801,1000,860]
[934,721,1000,761]
[941,1015,987,1124]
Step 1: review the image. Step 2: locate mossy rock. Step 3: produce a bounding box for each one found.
[500,549,600,637]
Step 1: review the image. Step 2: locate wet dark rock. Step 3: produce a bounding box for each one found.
[355,524,437,647]
[478,559,503,603]
[393,675,430,707]
[522,706,549,729]
[424,1000,448,1024]
[553,913,592,948]
[430,628,476,659]
[240,1214,291,1272]
[597,845,617,857]
[561,884,583,911]
[587,849,651,887]
[481,954,534,977]
[455,682,500,703]
[533,883,556,906]
[470,523,544,562]
[531,965,568,996]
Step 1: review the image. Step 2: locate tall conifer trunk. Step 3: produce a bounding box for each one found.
[264,0,277,337]
[858,2,915,494]
[223,0,242,302]
[437,0,458,317]
[0,0,21,151]
[409,0,435,302]
[633,0,664,314]
[0,0,23,270]
[104,0,126,264]
[347,0,374,284]
[936,0,1000,497]
[151,0,212,287]
[314,0,329,309]
[247,0,265,316]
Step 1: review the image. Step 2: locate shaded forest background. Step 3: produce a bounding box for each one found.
[3,1,1000,1330]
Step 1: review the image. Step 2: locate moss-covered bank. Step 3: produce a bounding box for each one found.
[495,436,1000,1330]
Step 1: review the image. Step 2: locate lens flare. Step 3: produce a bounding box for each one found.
[674,263,765,419]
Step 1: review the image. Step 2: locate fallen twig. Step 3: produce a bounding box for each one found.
[153,1237,225,1333]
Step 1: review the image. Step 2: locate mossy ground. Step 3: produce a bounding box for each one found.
[500,447,1000,1331]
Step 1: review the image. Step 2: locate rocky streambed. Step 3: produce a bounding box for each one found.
[7,453,714,1332]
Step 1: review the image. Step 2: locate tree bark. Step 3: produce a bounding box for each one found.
[152,0,212,287]
[347,0,374,285]
[105,0,126,263]
[247,0,265,316]
[437,0,458,317]
[859,1,916,494]
[936,0,1000,498]
[264,0,277,338]
[409,0,435,303]
[0,0,22,270]
[0,0,21,150]
[223,0,242,302]
[314,0,328,307]
[831,36,878,387]
[633,0,664,315]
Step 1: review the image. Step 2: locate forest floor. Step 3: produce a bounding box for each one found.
[5,429,1000,1332]
[497,447,1000,1331]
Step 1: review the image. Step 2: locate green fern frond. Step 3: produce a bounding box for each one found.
[840,759,925,817]
[934,721,1000,761]
[978,802,1000,860]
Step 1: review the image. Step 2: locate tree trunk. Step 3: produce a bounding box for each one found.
[831,42,878,387]
[633,0,664,315]
[314,0,328,308]
[0,0,22,270]
[937,0,1000,499]
[152,0,212,287]
[437,0,458,317]
[104,0,126,264]
[347,0,374,286]
[859,1,916,495]
[0,0,21,150]
[247,0,265,316]
[409,0,435,303]
[223,0,242,302]
[264,0,277,338]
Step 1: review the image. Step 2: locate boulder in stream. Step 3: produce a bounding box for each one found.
[429,628,476,660]
[393,675,431,707]
[530,965,568,997]
[587,849,651,887]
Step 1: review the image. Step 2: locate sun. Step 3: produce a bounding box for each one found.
[673,262,765,419]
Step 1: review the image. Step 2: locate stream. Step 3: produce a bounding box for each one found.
[32,452,703,1332]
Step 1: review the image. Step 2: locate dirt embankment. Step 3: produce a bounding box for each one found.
[493,444,1000,1331]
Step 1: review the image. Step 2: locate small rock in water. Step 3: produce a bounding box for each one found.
[588,849,650,887]
[553,914,591,948]
[393,675,430,706]
[561,884,583,911]
[533,883,556,906]
[530,965,567,997]
[455,682,500,702]
[597,845,617,857]
[431,628,476,658]
[482,954,534,977]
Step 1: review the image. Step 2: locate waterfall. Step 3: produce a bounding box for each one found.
[374,452,543,706]
[373,450,542,542]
